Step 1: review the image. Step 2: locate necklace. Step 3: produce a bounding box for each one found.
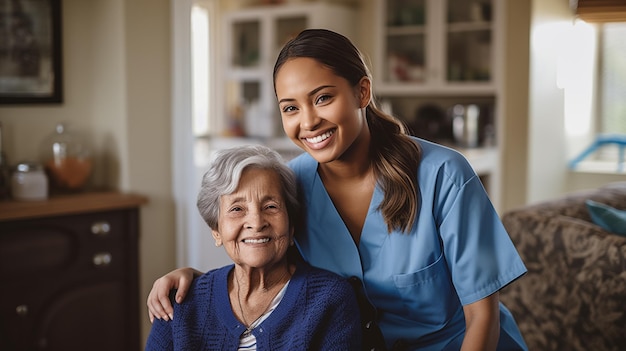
[234,267,292,337]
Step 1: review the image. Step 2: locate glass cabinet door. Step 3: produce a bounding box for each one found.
[274,16,307,58]
[231,20,260,68]
[446,0,493,82]
[378,0,496,91]
[383,0,427,83]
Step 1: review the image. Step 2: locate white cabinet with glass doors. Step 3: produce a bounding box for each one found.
[375,0,502,96]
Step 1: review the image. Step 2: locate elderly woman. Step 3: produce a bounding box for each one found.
[145,145,362,351]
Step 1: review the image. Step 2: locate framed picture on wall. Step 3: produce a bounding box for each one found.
[0,0,63,104]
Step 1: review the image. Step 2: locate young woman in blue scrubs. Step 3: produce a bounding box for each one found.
[147,29,528,351]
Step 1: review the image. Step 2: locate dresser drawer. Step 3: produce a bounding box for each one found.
[0,192,145,351]
[0,210,133,283]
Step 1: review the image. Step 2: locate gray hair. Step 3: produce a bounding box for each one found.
[197,144,300,230]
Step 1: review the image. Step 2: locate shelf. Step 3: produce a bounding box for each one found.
[447,22,492,32]
[387,26,428,35]
[375,83,496,96]
[0,191,148,221]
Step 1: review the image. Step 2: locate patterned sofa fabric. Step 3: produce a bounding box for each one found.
[499,183,626,351]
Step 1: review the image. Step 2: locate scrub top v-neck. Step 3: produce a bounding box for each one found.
[288,137,528,351]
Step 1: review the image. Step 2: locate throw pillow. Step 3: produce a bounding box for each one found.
[585,199,626,236]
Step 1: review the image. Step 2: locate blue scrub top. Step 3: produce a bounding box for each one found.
[288,137,528,350]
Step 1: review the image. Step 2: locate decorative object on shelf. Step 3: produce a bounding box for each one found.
[0,0,63,104]
[452,104,480,148]
[388,53,424,82]
[244,100,275,138]
[411,103,450,142]
[40,123,93,192]
[224,105,247,137]
[10,161,48,201]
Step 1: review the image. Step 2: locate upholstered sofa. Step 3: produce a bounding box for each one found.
[499,182,626,351]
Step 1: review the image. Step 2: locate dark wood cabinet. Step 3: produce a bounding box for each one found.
[0,192,147,351]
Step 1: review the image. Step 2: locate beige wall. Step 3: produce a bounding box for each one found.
[500,0,531,211]
[0,0,175,346]
[123,0,175,344]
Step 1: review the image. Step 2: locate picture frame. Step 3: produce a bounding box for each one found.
[0,0,63,104]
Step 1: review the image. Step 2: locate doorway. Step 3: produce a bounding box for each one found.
[171,0,231,271]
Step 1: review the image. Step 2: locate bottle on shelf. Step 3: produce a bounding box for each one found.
[11,161,48,201]
[40,123,93,193]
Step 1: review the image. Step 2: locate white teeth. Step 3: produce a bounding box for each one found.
[243,238,270,244]
[306,130,334,144]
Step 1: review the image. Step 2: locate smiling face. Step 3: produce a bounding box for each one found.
[275,57,371,164]
[212,167,293,270]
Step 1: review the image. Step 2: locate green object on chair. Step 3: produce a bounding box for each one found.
[568,134,626,172]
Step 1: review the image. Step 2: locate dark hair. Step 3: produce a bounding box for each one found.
[273,29,422,233]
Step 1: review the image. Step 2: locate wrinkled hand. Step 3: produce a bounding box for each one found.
[147,267,199,323]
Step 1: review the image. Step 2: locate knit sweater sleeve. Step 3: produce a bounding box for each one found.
[145,296,175,350]
[308,269,362,350]
[261,264,362,350]
[145,266,237,351]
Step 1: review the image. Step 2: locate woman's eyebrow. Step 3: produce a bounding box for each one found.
[278,85,336,104]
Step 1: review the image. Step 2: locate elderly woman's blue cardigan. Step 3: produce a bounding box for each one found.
[145,262,362,350]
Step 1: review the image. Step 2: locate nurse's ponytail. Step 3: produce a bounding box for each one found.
[366,103,421,233]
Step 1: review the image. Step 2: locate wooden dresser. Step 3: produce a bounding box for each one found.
[0,192,147,351]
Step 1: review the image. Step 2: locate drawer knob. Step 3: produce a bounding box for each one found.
[16,304,28,317]
[93,252,112,267]
[91,221,111,235]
